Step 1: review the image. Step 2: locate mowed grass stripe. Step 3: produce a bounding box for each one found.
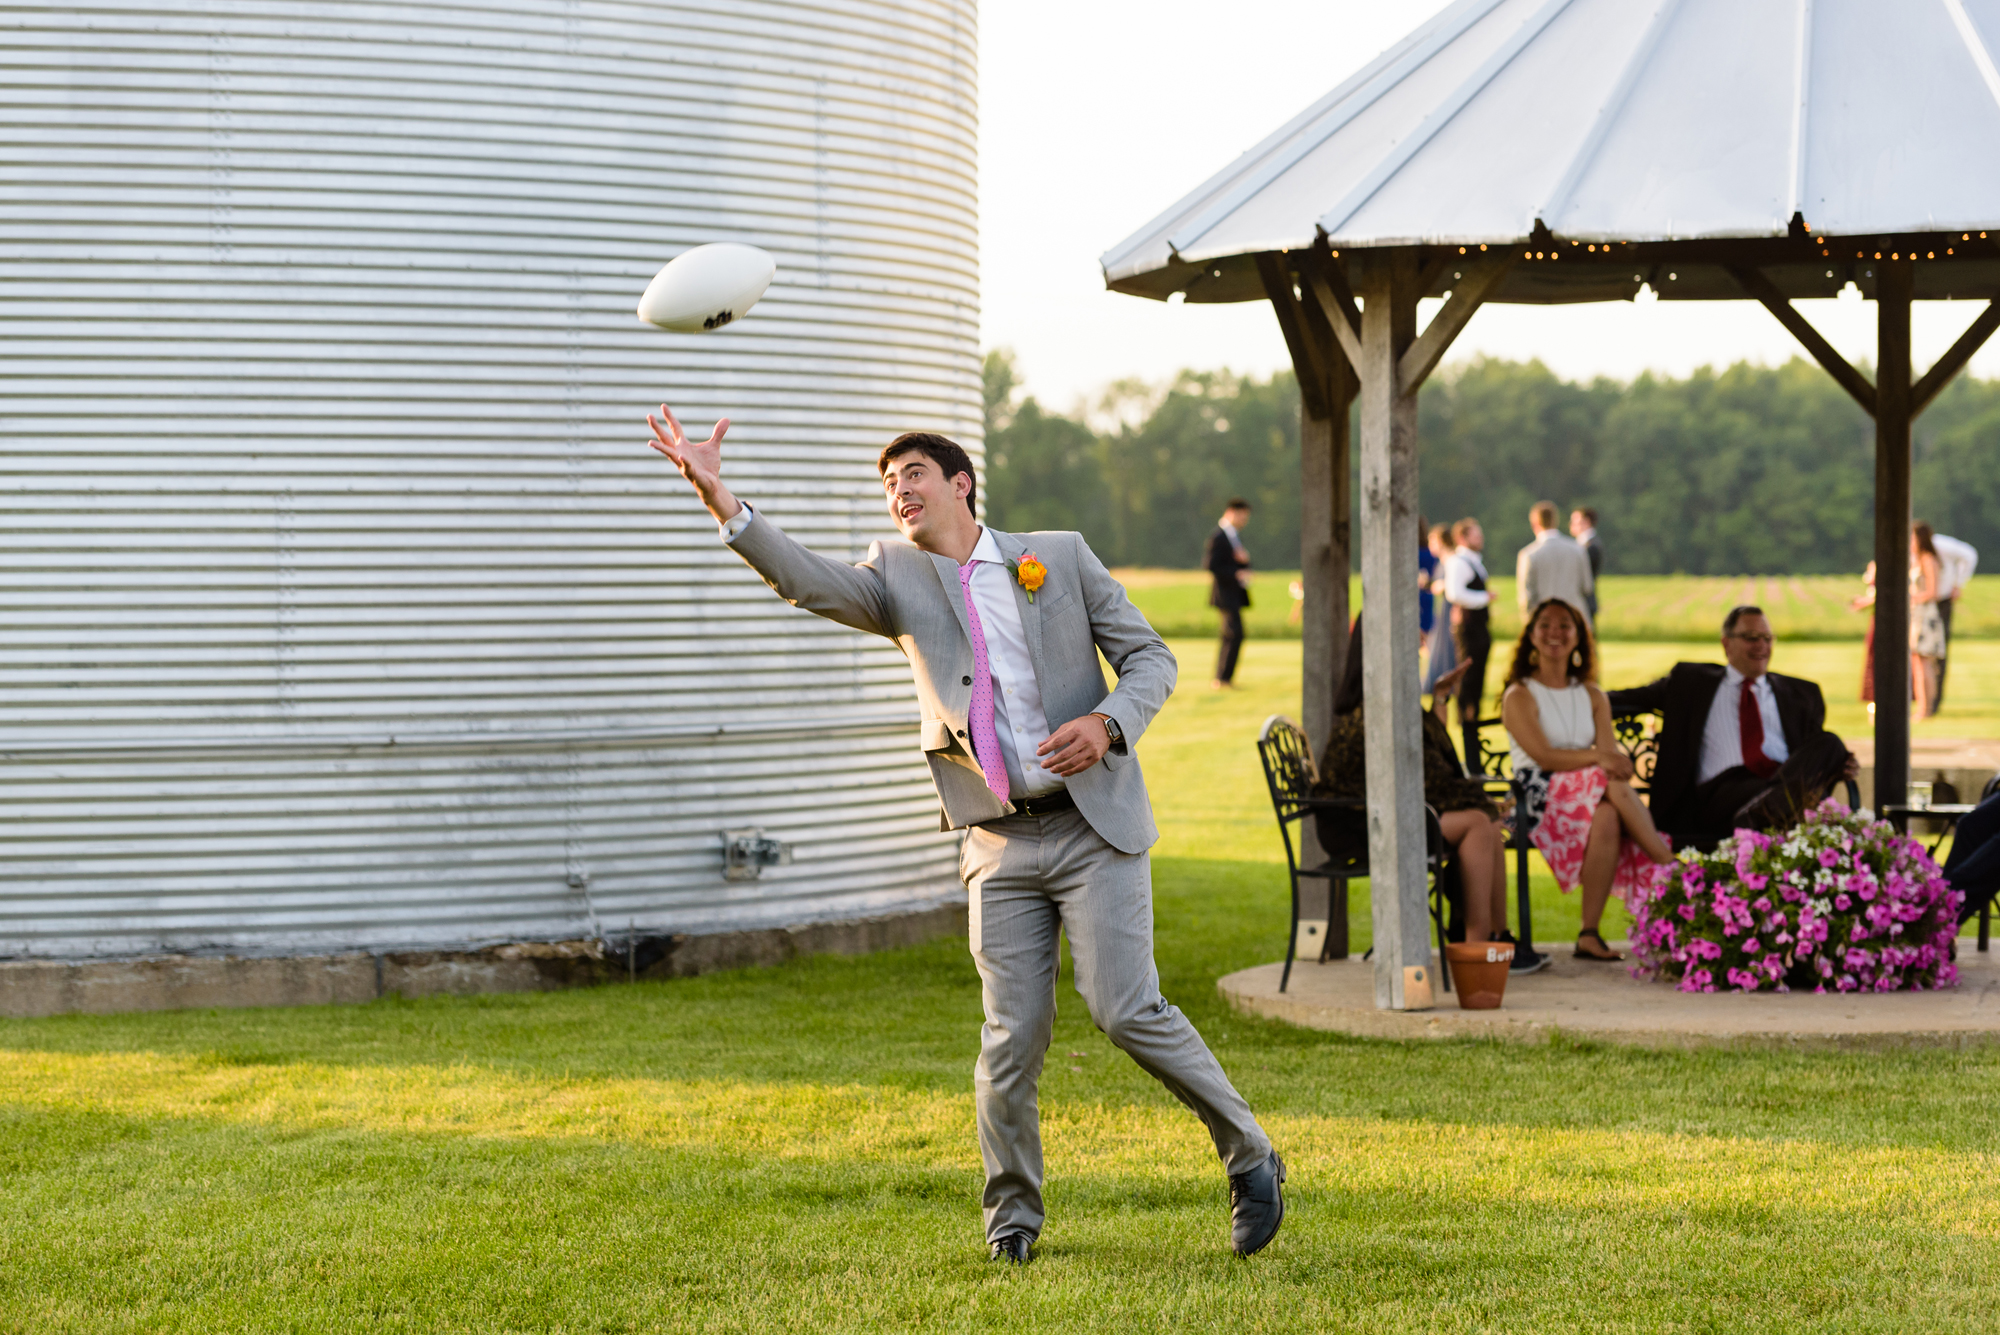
[4,1048,1997,1229]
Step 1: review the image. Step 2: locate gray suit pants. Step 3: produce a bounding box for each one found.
[961,806,1271,1241]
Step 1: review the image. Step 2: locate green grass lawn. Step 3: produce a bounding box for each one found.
[1122,569,2000,644]
[5,641,2000,1331]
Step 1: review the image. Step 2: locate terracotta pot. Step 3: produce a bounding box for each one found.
[1444,940,1515,1010]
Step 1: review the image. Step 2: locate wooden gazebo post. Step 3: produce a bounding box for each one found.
[1873,259,1914,812]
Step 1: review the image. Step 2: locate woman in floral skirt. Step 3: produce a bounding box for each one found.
[1501,598,1674,961]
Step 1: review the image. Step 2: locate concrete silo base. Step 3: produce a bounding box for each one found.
[0,902,968,1020]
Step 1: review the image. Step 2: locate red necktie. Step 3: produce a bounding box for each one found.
[1740,679,1778,778]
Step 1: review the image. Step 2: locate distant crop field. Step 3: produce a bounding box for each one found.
[1116,571,2000,644]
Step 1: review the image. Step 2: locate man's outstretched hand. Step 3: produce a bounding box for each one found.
[647,403,741,523]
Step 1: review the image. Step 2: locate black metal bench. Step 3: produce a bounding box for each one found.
[1469,709,1858,953]
[1256,714,1456,993]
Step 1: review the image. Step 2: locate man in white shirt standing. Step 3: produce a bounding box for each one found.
[1608,607,1858,851]
[1442,518,1493,764]
[645,408,1285,1265]
[1924,524,1978,706]
[1516,500,1594,626]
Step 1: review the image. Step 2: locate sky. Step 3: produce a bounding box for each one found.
[978,0,2000,415]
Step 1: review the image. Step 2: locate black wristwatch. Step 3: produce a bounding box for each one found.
[1095,713,1124,747]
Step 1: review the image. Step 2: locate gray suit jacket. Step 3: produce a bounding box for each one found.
[1516,532,1595,624]
[729,512,1176,854]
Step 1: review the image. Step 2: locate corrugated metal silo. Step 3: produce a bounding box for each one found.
[1,0,980,959]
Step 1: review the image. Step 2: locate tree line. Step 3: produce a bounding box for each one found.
[980,350,2000,574]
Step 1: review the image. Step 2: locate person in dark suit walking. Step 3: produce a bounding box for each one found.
[1206,499,1253,689]
[1569,507,1603,620]
[1606,606,1858,853]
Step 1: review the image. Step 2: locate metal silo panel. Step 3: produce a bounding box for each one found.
[0,0,980,957]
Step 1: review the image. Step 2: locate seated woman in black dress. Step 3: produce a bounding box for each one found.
[1312,622,1511,943]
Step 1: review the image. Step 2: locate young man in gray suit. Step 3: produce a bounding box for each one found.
[646,405,1284,1264]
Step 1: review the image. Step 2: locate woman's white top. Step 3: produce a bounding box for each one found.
[1508,678,1595,772]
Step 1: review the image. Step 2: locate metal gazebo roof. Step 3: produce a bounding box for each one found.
[1103,0,2000,306]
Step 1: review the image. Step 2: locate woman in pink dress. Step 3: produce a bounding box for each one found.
[1501,598,1675,962]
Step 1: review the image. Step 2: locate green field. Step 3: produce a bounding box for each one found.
[4,641,1999,1331]
[1121,570,2000,644]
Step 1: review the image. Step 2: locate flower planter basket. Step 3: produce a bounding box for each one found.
[1627,801,1962,994]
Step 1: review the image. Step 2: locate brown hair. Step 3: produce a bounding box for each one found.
[878,433,976,515]
[1428,522,1453,551]
[1451,517,1479,544]
[1530,500,1560,530]
[1914,521,1939,559]
[1505,598,1596,686]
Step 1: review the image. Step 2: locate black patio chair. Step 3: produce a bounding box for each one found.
[1979,773,1999,953]
[1256,715,1455,993]
[1896,770,2000,953]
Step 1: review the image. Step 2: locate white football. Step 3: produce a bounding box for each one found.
[636,243,776,333]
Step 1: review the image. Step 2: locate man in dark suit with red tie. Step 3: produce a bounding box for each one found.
[1607,606,1858,853]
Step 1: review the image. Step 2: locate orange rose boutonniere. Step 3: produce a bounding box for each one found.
[1010,553,1046,603]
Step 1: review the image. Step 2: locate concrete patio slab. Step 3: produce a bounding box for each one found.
[1219,943,2000,1048]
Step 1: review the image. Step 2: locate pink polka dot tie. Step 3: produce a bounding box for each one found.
[958,562,1011,804]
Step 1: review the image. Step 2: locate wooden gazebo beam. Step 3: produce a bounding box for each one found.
[1727,262,2000,811]
[1256,251,1356,959]
[1253,244,1509,1009]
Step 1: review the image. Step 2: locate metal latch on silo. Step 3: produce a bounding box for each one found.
[722,829,793,881]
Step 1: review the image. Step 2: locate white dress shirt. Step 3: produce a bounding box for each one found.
[1218,518,1251,587]
[1933,533,1978,601]
[1442,549,1490,609]
[721,509,1061,797]
[1698,665,1789,784]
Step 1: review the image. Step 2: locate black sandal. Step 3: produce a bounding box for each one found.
[1574,929,1624,962]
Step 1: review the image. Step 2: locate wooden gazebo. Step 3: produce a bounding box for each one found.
[1101,0,2000,1009]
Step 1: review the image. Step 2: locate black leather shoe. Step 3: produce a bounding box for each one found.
[989,1232,1032,1265]
[1229,1149,1286,1256]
